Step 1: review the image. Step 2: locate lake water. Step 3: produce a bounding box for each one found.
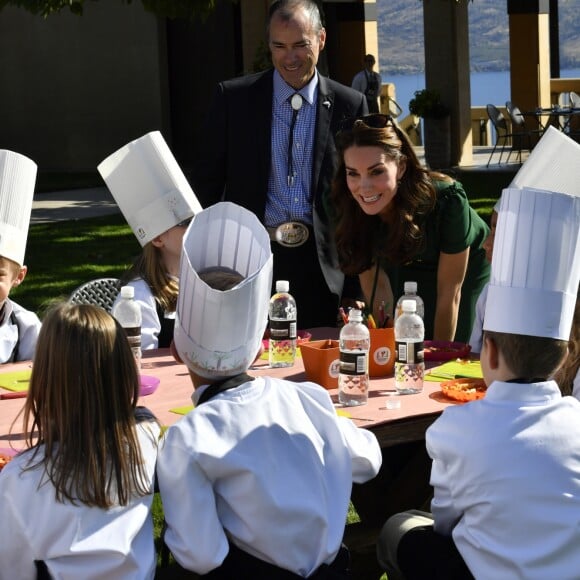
[385,69,580,119]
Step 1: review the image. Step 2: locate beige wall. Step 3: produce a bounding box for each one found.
[0,2,169,172]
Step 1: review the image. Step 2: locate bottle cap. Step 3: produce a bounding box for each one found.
[120,286,135,299]
[402,299,416,313]
[404,281,417,294]
[275,280,290,293]
[349,308,363,322]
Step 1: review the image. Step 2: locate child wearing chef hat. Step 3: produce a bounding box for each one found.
[157,201,382,578]
[98,131,202,349]
[0,149,41,362]
[378,128,580,579]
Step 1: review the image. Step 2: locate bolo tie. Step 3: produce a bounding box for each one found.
[287,93,303,187]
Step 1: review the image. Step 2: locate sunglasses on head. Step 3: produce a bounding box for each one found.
[338,114,395,133]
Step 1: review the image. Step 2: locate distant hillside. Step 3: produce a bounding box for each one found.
[378,0,580,75]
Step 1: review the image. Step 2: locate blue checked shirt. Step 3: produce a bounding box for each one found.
[265,70,318,227]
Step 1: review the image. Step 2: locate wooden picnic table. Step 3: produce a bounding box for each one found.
[0,328,459,450]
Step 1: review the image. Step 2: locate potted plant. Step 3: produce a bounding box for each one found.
[409,89,451,169]
[409,89,450,120]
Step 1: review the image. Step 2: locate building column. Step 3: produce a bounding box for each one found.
[423,0,472,167]
[508,0,551,116]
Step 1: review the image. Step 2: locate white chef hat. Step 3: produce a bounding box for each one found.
[484,128,580,340]
[174,202,273,379]
[0,150,37,266]
[97,131,202,246]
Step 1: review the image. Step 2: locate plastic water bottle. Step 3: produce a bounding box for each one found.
[112,285,142,369]
[394,300,424,394]
[394,281,425,322]
[268,280,297,368]
[338,309,370,406]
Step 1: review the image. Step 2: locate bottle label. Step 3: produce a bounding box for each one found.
[395,340,424,364]
[269,319,297,340]
[123,326,141,350]
[339,351,368,376]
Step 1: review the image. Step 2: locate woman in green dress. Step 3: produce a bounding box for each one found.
[329,114,489,342]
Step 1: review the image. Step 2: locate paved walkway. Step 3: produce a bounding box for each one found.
[31,187,119,224]
[29,146,523,224]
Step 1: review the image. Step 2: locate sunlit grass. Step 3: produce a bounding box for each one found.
[11,214,139,315]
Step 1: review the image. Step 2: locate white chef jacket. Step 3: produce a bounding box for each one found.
[157,376,382,576]
[0,299,41,363]
[468,282,488,354]
[427,380,580,579]
[0,421,160,580]
[113,277,175,350]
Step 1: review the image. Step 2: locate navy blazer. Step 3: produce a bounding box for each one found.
[191,68,367,295]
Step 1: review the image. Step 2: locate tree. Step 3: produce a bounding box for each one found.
[0,0,228,19]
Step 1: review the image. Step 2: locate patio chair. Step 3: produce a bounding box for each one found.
[387,97,403,119]
[68,277,122,313]
[505,101,541,162]
[486,104,518,166]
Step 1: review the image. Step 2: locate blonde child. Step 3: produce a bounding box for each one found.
[98,131,202,349]
[468,209,497,353]
[0,149,41,363]
[0,303,160,578]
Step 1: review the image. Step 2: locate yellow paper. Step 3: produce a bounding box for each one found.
[425,360,483,382]
[0,370,32,391]
[169,404,194,415]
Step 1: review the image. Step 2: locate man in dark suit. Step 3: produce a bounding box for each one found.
[190,0,368,329]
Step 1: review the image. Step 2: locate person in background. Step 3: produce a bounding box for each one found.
[0,149,41,363]
[377,185,580,579]
[351,54,382,114]
[157,202,381,578]
[190,0,368,329]
[468,208,496,353]
[554,287,580,399]
[98,131,202,349]
[0,302,160,579]
[329,114,490,343]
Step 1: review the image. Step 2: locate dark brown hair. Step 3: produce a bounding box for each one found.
[484,330,568,381]
[22,303,153,508]
[553,290,580,396]
[330,118,445,275]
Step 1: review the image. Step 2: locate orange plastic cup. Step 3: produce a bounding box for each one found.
[300,339,340,390]
[368,327,395,377]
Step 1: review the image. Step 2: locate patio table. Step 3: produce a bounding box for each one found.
[521,106,580,134]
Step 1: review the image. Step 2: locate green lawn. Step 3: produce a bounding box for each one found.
[11,214,140,315]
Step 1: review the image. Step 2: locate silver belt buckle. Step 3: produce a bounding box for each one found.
[275,222,309,248]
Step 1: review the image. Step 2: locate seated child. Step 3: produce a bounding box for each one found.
[0,302,160,579]
[157,202,382,578]
[0,149,41,362]
[468,209,496,353]
[554,288,580,399]
[98,131,202,349]
[377,186,580,579]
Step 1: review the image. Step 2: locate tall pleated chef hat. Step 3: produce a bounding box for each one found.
[174,202,273,379]
[485,127,580,339]
[97,131,202,246]
[0,150,37,266]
